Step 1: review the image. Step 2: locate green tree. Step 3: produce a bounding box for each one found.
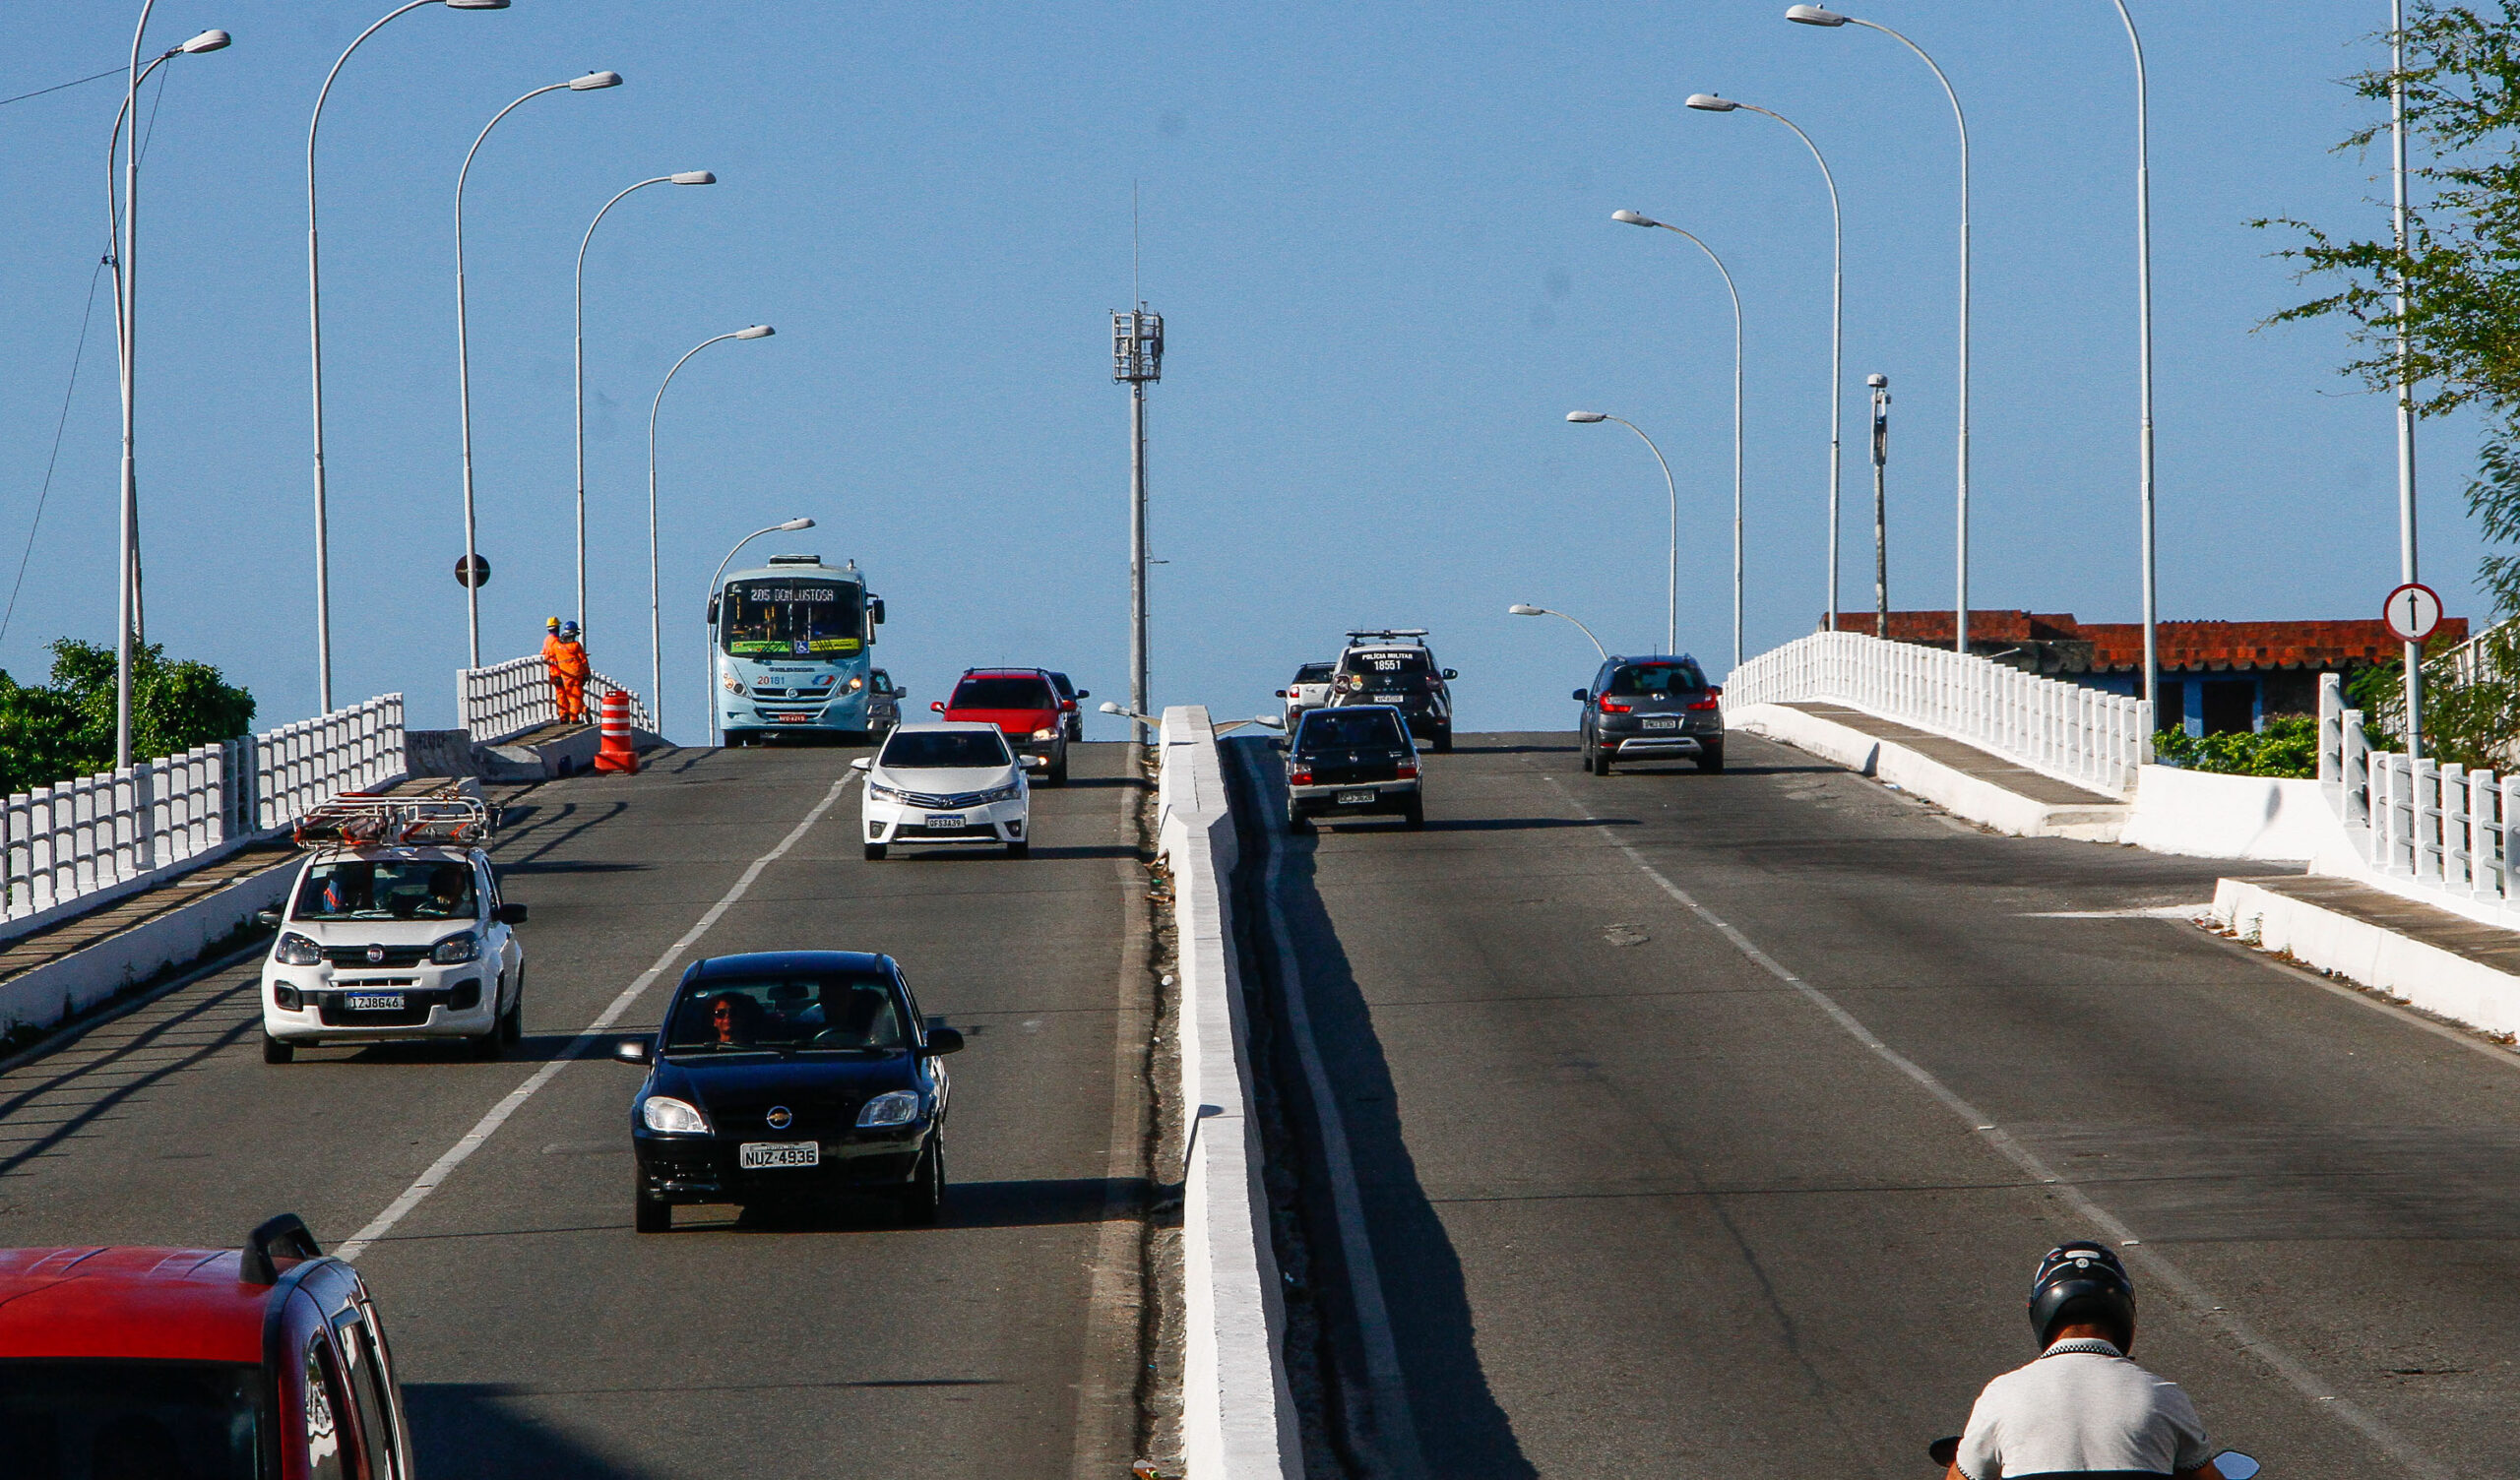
[0,639,255,797]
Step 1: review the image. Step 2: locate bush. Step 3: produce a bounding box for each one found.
[0,639,255,797]
[2153,714,2320,778]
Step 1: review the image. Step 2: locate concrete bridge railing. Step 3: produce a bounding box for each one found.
[1726,630,2153,798]
[458,654,655,744]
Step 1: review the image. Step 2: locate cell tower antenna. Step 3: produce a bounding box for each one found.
[1132,179,1141,305]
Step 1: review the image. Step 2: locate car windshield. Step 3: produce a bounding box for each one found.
[293,858,476,921]
[721,579,864,656]
[1294,663,1334,683]
[0,1358,260,1480]
[1297,709,1408,751]
[950,676,1056,709]
[1344,649,1430,678]
[1606,661,1709,696]
[881,730,1013,769]
[664,974,906,1053]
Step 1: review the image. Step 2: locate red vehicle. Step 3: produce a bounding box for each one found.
[933,667,1072,783]
[0,1214,414,1479]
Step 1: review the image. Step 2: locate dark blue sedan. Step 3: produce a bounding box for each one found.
[615,951,962,1231]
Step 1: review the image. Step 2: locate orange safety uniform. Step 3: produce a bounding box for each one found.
[542,634,592,722]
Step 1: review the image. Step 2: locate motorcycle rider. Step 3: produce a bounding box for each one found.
[1945,1242,2225,1480]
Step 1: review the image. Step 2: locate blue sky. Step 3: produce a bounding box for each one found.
[0,2,2480,742]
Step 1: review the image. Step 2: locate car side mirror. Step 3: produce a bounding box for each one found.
[613,1038,652,1065]
[495,902,528,926]
[1076,690,1090,700]
[869,597,886,625]
[706,597,720,624]
[850,757,870,771]
[921,1026,965,1056]
[1442,668,1458,680]
[930,701,946,712]
[1021,755,1047,771]
[1274,689,1289,699]
[254,908,282,928]
[1571,689,1590,704]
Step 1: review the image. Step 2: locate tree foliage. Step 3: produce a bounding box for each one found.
[2153,715,2321,778]
[0,639,256,797]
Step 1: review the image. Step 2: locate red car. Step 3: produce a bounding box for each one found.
[0,1214,414,1479]
[934,668,1072,783]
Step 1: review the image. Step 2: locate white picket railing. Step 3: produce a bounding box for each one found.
[457,654,654,744]
[1725,630,2153,796]
[2319,670,2520,914]
[0,693,406,936]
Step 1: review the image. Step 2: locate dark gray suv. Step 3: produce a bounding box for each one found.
[1575,655,1724,773]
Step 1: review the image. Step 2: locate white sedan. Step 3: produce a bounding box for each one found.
[853,721,1040,860]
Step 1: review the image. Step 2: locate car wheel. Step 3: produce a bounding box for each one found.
[1434,725,1453,754]
[1007,838,1030,858]
[901,1134,945,1226]
[470,1023,504,1061]
[1049,749,1069,785]
[864,842,888,861]
[499,984,523,1045]
[1285,801,1311,833]
[1403,798,1425,830]
[262,1033,293,1065]
[1696,742,1726,773]
[634,1176,671,1234]
[1595,744,1614,775]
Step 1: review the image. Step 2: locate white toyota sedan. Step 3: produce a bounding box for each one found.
[854,721,1039,860]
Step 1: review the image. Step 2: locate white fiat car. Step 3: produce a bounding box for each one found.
[854,720,1040,860]
[257,797,527,1063]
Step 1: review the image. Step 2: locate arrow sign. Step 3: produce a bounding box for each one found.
[2382,582,2443,645]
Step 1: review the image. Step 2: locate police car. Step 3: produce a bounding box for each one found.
[256,793,527,1063]
[1328,629,1457,752]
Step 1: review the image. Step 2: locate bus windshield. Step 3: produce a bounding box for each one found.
[722,580,863,656]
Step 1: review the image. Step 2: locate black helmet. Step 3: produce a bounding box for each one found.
[2027,1241,2135,1348]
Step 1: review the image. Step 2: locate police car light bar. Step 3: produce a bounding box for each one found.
[1346,628,1429,641]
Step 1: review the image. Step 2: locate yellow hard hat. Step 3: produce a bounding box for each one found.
[546,616,561,630]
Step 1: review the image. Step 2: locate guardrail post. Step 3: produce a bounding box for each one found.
[2416,759,2443,883]
[2444,765,2472,890]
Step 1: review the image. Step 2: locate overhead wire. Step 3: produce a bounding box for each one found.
[0,67,121,111]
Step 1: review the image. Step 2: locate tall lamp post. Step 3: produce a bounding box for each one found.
[1563,412,1679,653]
[2100,1,2163,735]
[1684,92,1844,634]
[706,516,814,747]
[455,69,622,668]
[1611,211,1745,669]
[575,169,717,632]
[307,0,510,720]
[654,326,776,737]
[2389,0,2425,758]
[107,21,231,769]
[1508,604,1609,662]
[1787,6,1971,657]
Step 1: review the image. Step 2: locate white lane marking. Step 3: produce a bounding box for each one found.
[337,773,852,1262]
[1234,745,1430,1480]
[1544,775,2446,1480]
[2022,905,2211,920]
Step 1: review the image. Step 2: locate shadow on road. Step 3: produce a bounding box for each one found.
[1416,816,1636,833]
[1227,739,1538,1480]
[405,1382,666,1479]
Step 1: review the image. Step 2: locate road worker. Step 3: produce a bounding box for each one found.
[543,618,592,723]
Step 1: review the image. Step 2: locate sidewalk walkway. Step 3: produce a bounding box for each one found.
[1785,702,2121,807]
[1727,699,2130,839]
[2214,872,2520,1042]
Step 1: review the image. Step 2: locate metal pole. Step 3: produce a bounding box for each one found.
[114,0,162,769]
[309,1,441,718]
[1544,607,1608,661]
[1737,104,1843,634]
[2391,0,2424,758]
[1640,221,1744,668]
[706,521,788,748]
[653,331,743,741]
[1603,417,1678,653]
[2109,1,2161,735]
[1129,381,1150,745]
[1872,376,1891,639]
[579,174,689,636]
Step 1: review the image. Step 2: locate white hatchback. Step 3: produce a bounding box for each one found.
[854,720,1040,860]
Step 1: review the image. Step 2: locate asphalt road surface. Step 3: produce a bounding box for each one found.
[0,743,1151,1480]
[1238,730,2520,1480]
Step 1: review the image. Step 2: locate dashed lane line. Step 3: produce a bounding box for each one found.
[337,773,853,1261]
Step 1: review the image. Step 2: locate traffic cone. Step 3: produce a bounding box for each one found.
[594,688,639,774]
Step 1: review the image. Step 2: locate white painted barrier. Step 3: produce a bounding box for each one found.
[1157,706,1302,1480]
[457,654,653,744]
[2118,768,2339,863]
[0,694,405,944]
[1725,629,2151,797]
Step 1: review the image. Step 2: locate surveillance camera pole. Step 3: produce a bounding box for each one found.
[1113,307,1164,747]
[1870,375,1891,640]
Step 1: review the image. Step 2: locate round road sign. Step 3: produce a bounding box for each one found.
[454,554,491,589]
[2382,582,2443,644]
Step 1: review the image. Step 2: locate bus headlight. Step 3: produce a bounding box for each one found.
[721,673,745,695]
[845,675,865,693]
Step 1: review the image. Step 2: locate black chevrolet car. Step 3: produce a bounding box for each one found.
[615,950,962,1231]
[1575,654,1725,773]
[1277,705,1422,831]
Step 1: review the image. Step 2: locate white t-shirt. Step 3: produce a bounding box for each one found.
[1955,1339,2213,1479]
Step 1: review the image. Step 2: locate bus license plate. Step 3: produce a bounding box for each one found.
[1336,790,1375,806]
[774,712,812,723]
[739,1141,820,1170]
[345,992,405,1012]
[926,814,966,830]
[1643,717,1679,730]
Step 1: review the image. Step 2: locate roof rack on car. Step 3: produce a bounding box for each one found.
[291,787,492,849]
[1345,628,1429,641]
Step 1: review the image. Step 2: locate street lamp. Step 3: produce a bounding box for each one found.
[1610,210,1745,669]
[2094,1,2163,737]
[657,327,777,738]
[1563,412,1679,654]
[1685,92,1845,635]
[575,169,717,635]
[307,0,510,716]
[1508,604,1609,662]
[1786,5,1973,657]
[455,69,622,668]
[707,516,814,746]
[110,7,233,769]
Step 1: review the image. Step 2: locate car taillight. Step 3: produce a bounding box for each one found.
[1291,768,1313,784]
[1688,696,1721,710]
[1396,762,1418,779]
[1597,699,1632,713]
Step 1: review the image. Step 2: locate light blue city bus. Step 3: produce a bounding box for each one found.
[708,554,887,744]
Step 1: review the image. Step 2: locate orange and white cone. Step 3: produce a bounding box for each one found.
[594,688,639,774]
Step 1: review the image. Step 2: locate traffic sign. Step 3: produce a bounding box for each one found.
[454,554,491,589]
[2382,582,2442,644]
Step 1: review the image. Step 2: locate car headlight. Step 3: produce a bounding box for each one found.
[274,932,322,966]
[722,672,745,695]
[641,1096,711,1135]
[980,781,1021,803]
[856,1090,920,1128]
[430,932,482,965]
[845,675,864,693]
[866,782,904,803]
[1031,726,1056,740]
